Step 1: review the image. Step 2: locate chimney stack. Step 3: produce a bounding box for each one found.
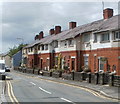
[35,35,39,40]
[38,31,44,40]
[49,29,54,35]
[69,22,76,29]
[55,26,61,34]
[103,8,113,19]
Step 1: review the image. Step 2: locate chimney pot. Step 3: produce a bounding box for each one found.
[55,26,61,34]
[103,8,113,19]
[38,31,44,40]
[49,29,54,35]
[69,22,76,29]
[35,35,39,40]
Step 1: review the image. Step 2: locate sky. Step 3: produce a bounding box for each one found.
[0,0,119,53]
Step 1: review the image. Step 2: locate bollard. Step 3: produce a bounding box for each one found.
[94,72,99,84]
[0,74,6,80]
[71,72,74,80]
[109,73,114,86]
[99,73,105,85]
[87,72,91,83]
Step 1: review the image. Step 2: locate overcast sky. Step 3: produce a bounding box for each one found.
[0,1,119,53]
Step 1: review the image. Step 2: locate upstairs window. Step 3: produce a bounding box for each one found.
[38,45,40,50]
[45,44,48,50]
[60,41,67,47]
[54,41,58,48]
[64,41,67,47]
[41,45,44,50]
[83,34,90,42]
[101,32,109,42]
[68,39,74,46]
[94,34,97,42]
[114,31,120,40]
[30,47,33,52]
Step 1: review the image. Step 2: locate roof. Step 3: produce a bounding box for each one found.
[25,15,120,48]
[0,52,9,57]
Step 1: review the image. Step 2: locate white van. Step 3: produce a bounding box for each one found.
[0,60,5,74]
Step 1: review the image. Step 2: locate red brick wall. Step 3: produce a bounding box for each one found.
[80,47,120,75]
[38,53,51,70]
[28,54,38,68]
[54,51,79,72]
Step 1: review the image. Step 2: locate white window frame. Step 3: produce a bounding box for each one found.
[94,34,97,42]
[83,34,90,43]
[98,57,104,73]
[114,31,120,40]
[83,54,89,66]
[101,32,110,42]
[68,39,74,47]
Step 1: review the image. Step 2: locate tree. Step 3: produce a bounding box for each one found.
[8,44,27,57]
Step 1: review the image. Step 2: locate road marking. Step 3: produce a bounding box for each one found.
[39,87,52,94]
[7,81,14,103]
[60,98,73,103]
[13,71,119,101]
[7,81,19,104]
[30,82,36,86]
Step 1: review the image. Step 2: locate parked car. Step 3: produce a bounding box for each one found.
[5,66,10,72]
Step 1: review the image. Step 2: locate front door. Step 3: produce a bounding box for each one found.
[71,59,75,71]
[40,59,43,69]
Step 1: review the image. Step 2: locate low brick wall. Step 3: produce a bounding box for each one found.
[74,72,87,81]
[113,75,120,87]
[34,70,40,75]
[62,73,73,80]
[98,73,109,85]
[52,72,62,78]
[91,73,99,84]
[26,69,34,74]
[22,68,26,73]
[42,71,52,77]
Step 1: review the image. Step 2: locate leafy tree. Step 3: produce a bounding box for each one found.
[8,44,27,57]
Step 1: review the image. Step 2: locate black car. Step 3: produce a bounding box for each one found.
[5,66,10,72]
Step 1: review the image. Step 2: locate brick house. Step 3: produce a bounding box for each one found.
[22,8,120,75]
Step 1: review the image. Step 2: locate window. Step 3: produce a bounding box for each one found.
[30,47,33,52]
[54,41,58,48]
[41,45,44,50]
[45,44,48,50]
[83,34,90,42]
[84,56,89,66]
[60,41,67,47]
[101,33,109,42]
[38,45,40,50]
[64,41,67,47]
[114,31,120,40]
[94,34,97,42]
[68,39,74,46]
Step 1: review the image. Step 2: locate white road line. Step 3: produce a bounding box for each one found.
[30,82,36,86]
[60,97,73,103]
[39,87,52,94]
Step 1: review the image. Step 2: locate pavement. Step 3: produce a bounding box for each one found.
[0,79,6,103]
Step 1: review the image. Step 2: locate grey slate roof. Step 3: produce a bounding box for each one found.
[24,15,120,48]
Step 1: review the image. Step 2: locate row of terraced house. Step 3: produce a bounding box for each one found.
[22,8,120,75]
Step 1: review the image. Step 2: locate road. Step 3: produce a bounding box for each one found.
[4,70,118,104]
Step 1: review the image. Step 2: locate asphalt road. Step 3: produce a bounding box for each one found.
[4,70,118,104]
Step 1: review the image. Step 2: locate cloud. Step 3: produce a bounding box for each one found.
[0,2,119,53]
